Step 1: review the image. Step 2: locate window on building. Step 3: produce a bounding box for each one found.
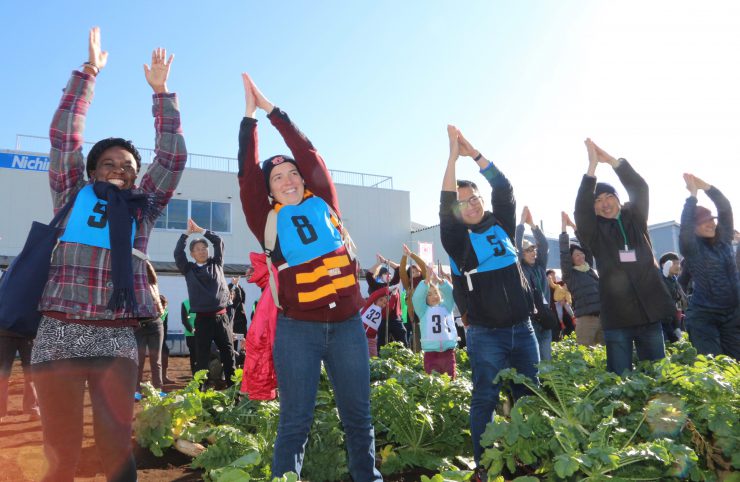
[155,198,188,230]
[155,199,231,233]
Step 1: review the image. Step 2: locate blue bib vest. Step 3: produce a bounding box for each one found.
[449,224,517,279]
[59,185,136,249]
[276,196,343,266]
[271,195,358,312]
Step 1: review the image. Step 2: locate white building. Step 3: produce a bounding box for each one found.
[0,145,410,340]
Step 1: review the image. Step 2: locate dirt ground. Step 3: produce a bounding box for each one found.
[0,355,202,482]
[1,356,451,482]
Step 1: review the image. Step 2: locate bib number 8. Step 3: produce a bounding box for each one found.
[291,215,318,245]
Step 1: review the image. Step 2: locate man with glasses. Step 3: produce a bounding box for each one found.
[440,125,539,481]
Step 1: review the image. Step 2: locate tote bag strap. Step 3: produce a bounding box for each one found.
[49,191,80,228]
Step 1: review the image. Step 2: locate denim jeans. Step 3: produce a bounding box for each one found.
[532,323,552,361]
[32,357,137,482]
[272,313,382,482]
[685,305,740,360]
[466,320,540,464]
[603,322,665,375]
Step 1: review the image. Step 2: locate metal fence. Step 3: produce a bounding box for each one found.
[15,134,393,189]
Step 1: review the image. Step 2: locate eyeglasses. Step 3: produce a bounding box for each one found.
[457,195,482,209]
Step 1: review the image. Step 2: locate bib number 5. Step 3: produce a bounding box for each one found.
[87,201,108,229]
[486,234,506,257]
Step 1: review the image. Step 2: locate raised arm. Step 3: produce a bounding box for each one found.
[679,174,703,256]
[243,74,339,213]
[238,73,272,244]
[439,126,473,263]
[439,279,455,312]
[588,139,649,220]
[174,234,189,275]
[559,232,574,286]
[408,252,428,281]
[574,139,601,247]
[199,219,224,266]
[515,223,525,256]
[411,280,430,319]
[532,223,549,268]
[461,129,516,237]
[399,254,409,289]
[442,125,460,193]
[703,182,734,242]
[137,47,187,214]
[49,27,107,211]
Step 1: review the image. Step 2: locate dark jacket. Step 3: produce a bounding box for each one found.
[574,160,674,330]
[174,230,230,313]
[515,224,550,304]
[559,232,601,318]
[228,283,248,334]
[661,274,688,312]
[440,163,532,329]
[679,187,738,310]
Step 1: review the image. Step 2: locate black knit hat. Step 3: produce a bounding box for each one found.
[594,182,619,200]
[262,155,301,192]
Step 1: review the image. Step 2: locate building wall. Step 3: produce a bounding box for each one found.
[1,149,408,338]
[0,150,410,271]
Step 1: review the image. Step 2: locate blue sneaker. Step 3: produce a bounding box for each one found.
[134,392,142,401]
[159,392,167,398]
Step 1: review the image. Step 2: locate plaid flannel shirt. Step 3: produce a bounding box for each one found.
[39,70,187,325]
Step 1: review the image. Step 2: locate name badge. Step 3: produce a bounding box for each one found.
[619,249,637,263]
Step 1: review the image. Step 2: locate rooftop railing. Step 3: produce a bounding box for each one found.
[14,134,393,189]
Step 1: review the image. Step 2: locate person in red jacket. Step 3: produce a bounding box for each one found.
[237,73,382,482]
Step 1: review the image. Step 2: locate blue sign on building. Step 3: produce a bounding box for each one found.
[0,152,50,171]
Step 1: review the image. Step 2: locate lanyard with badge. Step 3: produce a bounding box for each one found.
[616,213,637,263]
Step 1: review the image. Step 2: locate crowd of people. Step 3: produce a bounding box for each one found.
[0,26,738,482]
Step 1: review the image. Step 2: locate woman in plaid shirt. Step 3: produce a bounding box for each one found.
[30,28,187,482]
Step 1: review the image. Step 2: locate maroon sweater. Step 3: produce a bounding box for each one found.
[237,108,362,322]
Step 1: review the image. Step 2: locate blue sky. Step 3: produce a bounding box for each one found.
[2,1,739,234]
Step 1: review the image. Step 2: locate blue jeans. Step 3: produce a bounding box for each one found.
[466,320,540,464]
[272,313,382,482]
[533,323,552,361]
[685,305,740,360]
[603,322,665,375]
